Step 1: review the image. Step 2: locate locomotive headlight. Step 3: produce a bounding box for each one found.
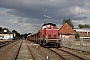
[46,36,48,38]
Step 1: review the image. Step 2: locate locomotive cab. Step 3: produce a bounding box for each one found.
[40,23,61,47]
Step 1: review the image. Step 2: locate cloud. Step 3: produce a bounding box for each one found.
[72,19,90,28]
[0,0,90,33]
[0,9,9,16]
[72,20,89,24]
[0,0,90,20]
[70,6,90,15]
[0,25,5,28]
[0,19,34,33]
[9,19,33,29]
[9,19,18,24]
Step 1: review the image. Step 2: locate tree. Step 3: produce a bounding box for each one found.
[78,24,84,28]
[0,27,2,31]
[63,18,80,39]
[84,24,90,28]
[78,24,90,28]
[12,30,17,34]
[63,18,74,29]
[20,33,28,39]
[74,30,80,39]
[12,30,20,40]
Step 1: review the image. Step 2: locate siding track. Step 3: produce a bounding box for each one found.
[48,48,85,60]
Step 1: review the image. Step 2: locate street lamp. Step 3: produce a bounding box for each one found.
[44,15,60,28]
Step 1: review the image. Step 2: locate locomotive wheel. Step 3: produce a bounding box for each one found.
[58,43,61,48]
[44,44,48,48]
[57,45,60,48]
[42,42,46,46]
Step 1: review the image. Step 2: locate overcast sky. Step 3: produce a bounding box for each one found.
[0,0,90,34]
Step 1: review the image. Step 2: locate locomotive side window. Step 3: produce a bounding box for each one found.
[47,25,50,27]
[48,34,51,38]
[43,26,46,29]
[53,35,56,38]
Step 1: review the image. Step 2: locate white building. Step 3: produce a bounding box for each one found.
[74,28,90,39]
[0,28,14,40]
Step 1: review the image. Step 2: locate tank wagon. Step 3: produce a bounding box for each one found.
[27,23,61,47]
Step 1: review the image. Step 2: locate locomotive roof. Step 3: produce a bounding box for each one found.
[42,23,56,26]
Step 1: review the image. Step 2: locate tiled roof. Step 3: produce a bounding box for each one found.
[59,23,76,34]
[0,29,12,34]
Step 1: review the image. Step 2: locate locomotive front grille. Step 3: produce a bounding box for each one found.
[49,40,56,43]
[48,34,51,38]
[45,39,59,43]
[47,34,57,39]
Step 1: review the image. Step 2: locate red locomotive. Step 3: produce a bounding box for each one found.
[27,23,61,47]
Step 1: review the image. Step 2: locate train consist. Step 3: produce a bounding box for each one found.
[27,23,61,47]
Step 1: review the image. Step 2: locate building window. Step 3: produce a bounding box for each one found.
[65,36,69,41]
[4,30,7,32]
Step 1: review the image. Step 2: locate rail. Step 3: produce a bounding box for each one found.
[0,40,17,48]
[48,48,85,60]
[26,40,36,60]
[14,40,23,60]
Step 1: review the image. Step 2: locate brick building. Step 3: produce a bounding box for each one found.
[59,23,76,46]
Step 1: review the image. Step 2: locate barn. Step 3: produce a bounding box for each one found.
[59,23,76,47]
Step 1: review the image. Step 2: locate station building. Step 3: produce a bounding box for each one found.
[59,23,76,46]
[0,28,14,40]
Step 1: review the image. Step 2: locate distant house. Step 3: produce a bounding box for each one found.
[74,28,90,40]
[59,23,76,46]
[0,28,14,40]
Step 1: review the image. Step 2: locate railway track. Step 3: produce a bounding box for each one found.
[14,40,23,60]
[0,40,16,48]
[14,40,36,60]
[27,40,62,60]
[48,48,85,60]
[26,41,36,60]
[15,40,89,60]
[0,40,22,60]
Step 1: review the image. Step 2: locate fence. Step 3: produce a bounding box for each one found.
[62,39,90,53]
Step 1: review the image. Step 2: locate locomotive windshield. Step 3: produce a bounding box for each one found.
[42,23,56,29]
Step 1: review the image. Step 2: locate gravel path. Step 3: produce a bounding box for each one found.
[61,47,90,60]
[16,40,33,60]
[0,40,22,60]
[26,40,63,60]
